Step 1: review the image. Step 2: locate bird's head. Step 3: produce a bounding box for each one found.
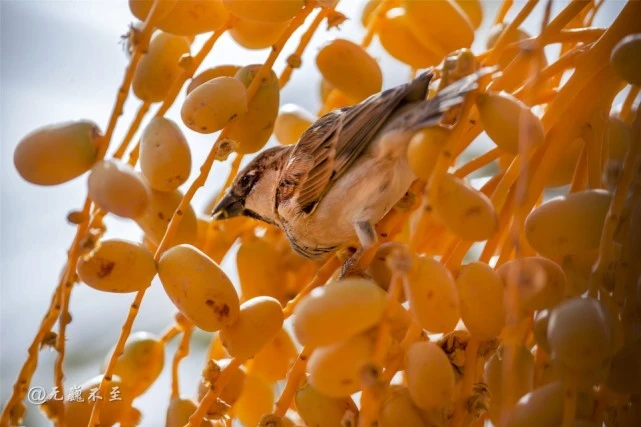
[211,146,290,225]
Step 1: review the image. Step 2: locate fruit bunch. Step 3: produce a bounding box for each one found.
[3,0,641,426]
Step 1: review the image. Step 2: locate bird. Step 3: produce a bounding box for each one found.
[211,69,483,260]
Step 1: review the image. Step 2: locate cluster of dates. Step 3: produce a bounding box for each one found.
[5,0,641,426]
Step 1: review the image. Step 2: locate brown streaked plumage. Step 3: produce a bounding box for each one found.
[212,70,484,259]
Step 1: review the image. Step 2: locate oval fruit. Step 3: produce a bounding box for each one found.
[158,244,240,331]
[101,331,164,397]
[378,14,441,69]
[219,296,284,360]
[486,24,532,68]
[407,126,450,180]
[140,117,191,191]
[187,65,241,94]
[547,297,611,371]
[14,120,101,186]
[166,397,212,427]
[496,256,566,311]
[229,64,280,154]
[485,345,534,425]
[293,278,386,347]
[509,381,595,427]
[456,262,505,339]
[78,239,156,293]
[455,0,483,29]
[181,76,248,134]
[233,373,274,427]
[432,173,498,242]
[380,386,426,427]
[87,160,150,219]
[77,239,156,293]
[404,342,455,409]
[136,189,198,247]
[295,381,357,427]
[316,39,382,102]
[404,0,474,54]
[251,328,298,382]
[524,190,612,258]
[155,0,230,36]
[611,33,641,85]
[230,18,289,50]
[308,330,385,398]
[477,91,545,154]
[222,0,303,22]
[236,235,287,302]
[274,104,315,145]
[132,32,190,102]
[128,0,178,21]
[406,256,460,333]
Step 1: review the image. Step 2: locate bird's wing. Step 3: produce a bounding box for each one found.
[276,72,434,215]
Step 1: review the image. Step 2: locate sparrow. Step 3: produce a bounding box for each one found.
[212,70,481,259]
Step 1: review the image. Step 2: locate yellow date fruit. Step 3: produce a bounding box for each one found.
[128,0,177,21]
[496,256,566,311]
[154,0,229,36]
[223,0,303,22]
[509,381,595,427]
[406,256,460,333]
[295,381,357,427]
[132,32,190,102]
[293,278,386,347]
[136,189,198,246]
[62,375,130,426]
[102,331,164,397]
[380,386,426,427]
[486,24,533,68]
[404,0,474,54]
[229,64,280,154]
[308,329,387,398]
[485,345,534,425]
[524,189,612,258]
[611,33,641,85]
[455,0,483,29]
[234,373,274,427]
[405,342,455,409]
[88,159,150,219]
[219,296,284,360]
[378,13,442,69]
[407,126,450,180]
[187,65,241,94]
[456,262,505,339]
[140,117,191,192]
[166,397,212,427]
[432,173,498,242]
[230,18,289,50]
[236,234,287,302]
[316,39,382,102]
[158,244,240,331]
[274,103,315,145]
[251,328,297,382]
[77,239,156,293]
[476,91,545,154]
[547,297,612,371]
[14,120,101,186]
[181,76,248,134]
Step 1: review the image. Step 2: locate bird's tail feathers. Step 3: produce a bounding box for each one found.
[406,67,496,131]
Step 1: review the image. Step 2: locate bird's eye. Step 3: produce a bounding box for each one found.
[240,175,252,188]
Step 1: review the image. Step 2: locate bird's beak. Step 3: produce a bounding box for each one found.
[211,193,245,221]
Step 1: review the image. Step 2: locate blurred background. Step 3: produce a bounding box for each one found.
[0,1,625,425]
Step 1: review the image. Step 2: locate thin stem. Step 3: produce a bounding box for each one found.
[454,147,501,178]
[188,358,244,427]
[274,346,313,417]
[171,323,194,399]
